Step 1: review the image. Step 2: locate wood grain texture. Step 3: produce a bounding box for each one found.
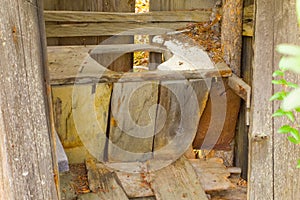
[44,10,211,22]
[108,81,159,162]
[153,79,210,160]
[248,0,274,199]
[193,78,240,150]
[221,0,244,76]
[151,157,208,200]
[0,0,58,199]
[273,0,300,199]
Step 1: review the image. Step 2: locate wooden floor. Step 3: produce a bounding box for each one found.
[59,157,247,200]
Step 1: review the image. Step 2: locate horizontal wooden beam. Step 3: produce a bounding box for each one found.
[44,5,253,37]
[50,63,232,85]
[44,10,211,23]
[45,22,194,37]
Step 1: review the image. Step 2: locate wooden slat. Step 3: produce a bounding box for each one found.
[44,10,211,22]
[273,0,300,199]
[0,0,58,199]
[151,157,208,200]
[51,64,232,85]
[248,0,274,199]
[45,22,194,37]
[108,81,159,162]
[153,79,210,160]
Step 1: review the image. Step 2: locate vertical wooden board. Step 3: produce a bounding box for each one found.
[235,36,253,179]
[52,84,112,161]
[193,78,240,150]
[52,85,83,148]
[153,79,210,160]
[273,0,300,199]
[108,81,159,162]
[151,157,208,200]
[0,0,58,198]
[248,0,275,199]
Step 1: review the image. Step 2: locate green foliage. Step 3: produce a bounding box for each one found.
[271,0,300,168]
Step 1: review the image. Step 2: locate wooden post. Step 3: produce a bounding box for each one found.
[273,0,300,199]
[0,0,58,199]
[248,0,274,199]
[221,0,243,76]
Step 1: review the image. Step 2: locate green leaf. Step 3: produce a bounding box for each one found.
[281,88,300,111]
[272,70,285,77]
[295,107,300,112]
[297,160,300,169]
[290,128,300,141]
[272,109,286,117]
[277,44,300,56]
[279,56,300,73]
[269,91,286,101]
[286,111,295,122]
[287,136,299,144]
[272,79,287,85]
[278,125,293,134]
[286,82,299,88]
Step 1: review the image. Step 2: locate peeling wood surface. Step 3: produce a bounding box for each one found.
[151,157,208,200]
[0,0,58,199]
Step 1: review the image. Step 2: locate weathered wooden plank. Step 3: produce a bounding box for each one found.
[0,0,58,199]
[273,0,300,199]
[52,83,112,163]
[44,10,211,22]
[46,45,232,84]
[193,78,240,150]
[45,22,195,37]
[221,0,244,76]
[150,0,217,11]
[242,5,254,37]
[108,81,159,162]
[248,0,274,199]
[151,157,208,200]
[153,79,211,160]
[85,158,129,199]
[189,158,234,192]
[116,172,154,198]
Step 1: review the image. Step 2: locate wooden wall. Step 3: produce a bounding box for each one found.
[248,0,300,199]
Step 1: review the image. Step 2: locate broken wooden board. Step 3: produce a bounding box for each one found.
[108,81,159,162]
[85,158,129,199]
[151,157,208,200]
[153,79,211,160]
[116,171,154,198]
[189,158,235,192]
